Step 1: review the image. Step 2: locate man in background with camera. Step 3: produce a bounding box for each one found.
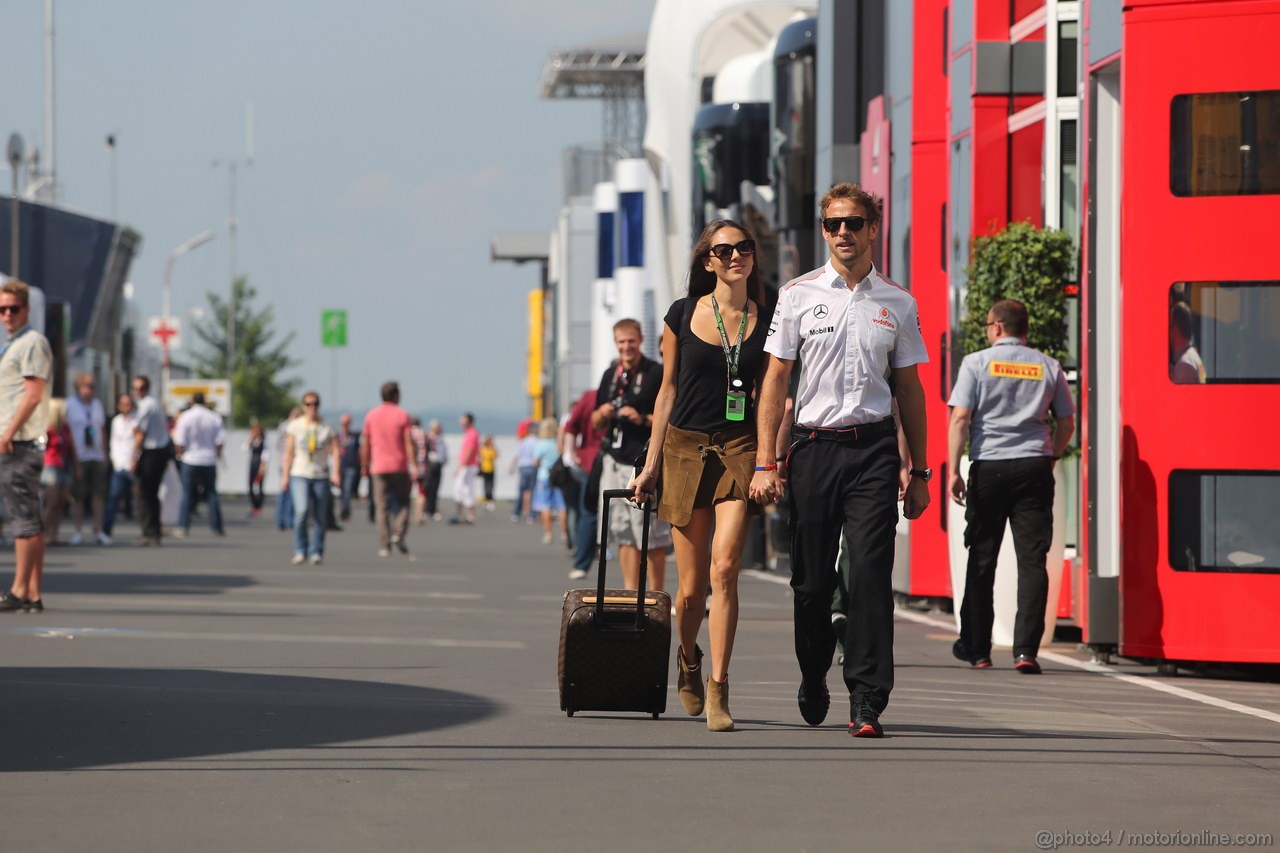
[590,318,670,592]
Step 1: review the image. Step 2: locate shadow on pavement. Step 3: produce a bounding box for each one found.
[0,667,498,772]
[43,572,257,596]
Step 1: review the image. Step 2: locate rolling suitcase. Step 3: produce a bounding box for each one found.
[558,488,671,718]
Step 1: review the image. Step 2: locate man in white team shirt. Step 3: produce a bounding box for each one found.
[66,373,110,545]
[752,182,931,739]
[172,391,226,537]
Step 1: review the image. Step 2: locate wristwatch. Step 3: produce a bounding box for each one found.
[909,468,933,482]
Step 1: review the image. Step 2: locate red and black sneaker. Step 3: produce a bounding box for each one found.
[849,700,884,738]
[953,638,993,669]
[1014,655,1042,675]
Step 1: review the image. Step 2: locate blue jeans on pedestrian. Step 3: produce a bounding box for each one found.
[340,467,359,517]
[291,476,331,557]
[572,467,598,573]
[102,468,134,536]
[179,463,223,534]
[515,466,537,519]
[276,482,294,529]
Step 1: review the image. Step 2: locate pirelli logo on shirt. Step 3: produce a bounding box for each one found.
[990,361,1044,381]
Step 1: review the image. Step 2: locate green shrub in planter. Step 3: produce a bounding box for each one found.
[961,221,1072,364]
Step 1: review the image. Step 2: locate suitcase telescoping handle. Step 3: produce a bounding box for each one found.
[597,488,653,628]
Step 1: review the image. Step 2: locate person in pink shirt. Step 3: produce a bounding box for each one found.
[359,381,417,557]
[450,412,480,525]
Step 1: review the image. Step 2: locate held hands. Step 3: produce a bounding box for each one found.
[948,471,967,506]
[749,469,781,505]
[902,476,931,520]
[617,405,643,425]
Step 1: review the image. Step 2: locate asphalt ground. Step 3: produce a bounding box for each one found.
[2,498,1278,853]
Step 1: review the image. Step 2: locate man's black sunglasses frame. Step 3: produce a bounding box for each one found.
[821,215,868,235]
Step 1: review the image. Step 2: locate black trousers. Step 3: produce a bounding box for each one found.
[136,447,171,541]
[788,430,900,713]
[424,462,443,516]
[960,456,1055,659]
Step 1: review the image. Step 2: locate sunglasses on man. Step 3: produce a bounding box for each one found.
[707,240,756,262]
[0,305,24,316]
[821,215,868,235]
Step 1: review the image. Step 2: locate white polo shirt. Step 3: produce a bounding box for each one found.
[172,404,225,466]
[766,261,928,428]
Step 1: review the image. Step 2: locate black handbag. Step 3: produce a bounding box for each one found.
[548,456,572,489]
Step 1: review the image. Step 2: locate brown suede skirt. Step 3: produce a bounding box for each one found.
[658,422,762,528]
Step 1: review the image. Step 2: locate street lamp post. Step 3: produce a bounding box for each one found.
[161,230,215,399]
[7,133,23,279]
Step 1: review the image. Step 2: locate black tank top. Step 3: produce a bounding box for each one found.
[664,297,769,433]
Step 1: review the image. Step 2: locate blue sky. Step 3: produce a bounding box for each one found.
[0,0,654,426]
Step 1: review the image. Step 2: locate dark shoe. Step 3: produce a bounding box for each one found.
[392,536,409,555]
[831,611,847,641]
[797,676,830,726]
[135,537,160,547]
[1014,655,1042,675]
[0,592,25,612]
[952,638,993,669]
[23,598,43,613]
[849,698,884,738]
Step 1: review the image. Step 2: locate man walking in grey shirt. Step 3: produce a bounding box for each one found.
[947,298,1075,674]
[0,280,54,613]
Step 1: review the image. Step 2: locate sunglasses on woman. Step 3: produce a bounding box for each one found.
[707,240,756,262]
[821,215,868,235]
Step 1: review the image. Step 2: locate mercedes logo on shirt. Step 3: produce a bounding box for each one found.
[812,304,829,319]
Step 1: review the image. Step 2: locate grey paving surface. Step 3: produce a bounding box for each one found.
[2,499,1278,853]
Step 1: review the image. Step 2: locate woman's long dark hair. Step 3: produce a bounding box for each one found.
[686,219,765,307]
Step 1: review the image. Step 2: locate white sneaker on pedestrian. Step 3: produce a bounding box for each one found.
[68,532,84,546]
[290,553,305,565]
[309,554,323,566]
[568,569,587,580]
[172,529,188,539]
[96,532,112,546]
[377,548,390,558]
[541,531,553,545]
[432,512,443,521]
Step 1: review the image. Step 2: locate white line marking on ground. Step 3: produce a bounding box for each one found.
[6,626,525,649]
[893,608,1280,726]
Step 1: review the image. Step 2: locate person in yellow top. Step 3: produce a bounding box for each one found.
[479,434,498,510]
[283,391,341,565]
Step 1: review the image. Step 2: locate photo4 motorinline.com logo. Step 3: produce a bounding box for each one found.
[1035,829,1274,850]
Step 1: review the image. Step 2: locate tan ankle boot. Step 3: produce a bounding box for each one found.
[706,675,733,732]
[677,645,705,716]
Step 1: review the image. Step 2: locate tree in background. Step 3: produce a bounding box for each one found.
[192,276,299,427]
[961,221,1073,365]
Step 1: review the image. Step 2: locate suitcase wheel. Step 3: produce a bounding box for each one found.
[651,711,659,720]
[566,710,575,717]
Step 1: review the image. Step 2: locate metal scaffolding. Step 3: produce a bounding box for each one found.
[539,42,646,172]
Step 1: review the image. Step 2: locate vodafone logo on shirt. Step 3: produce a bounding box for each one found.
[871,306,895,330]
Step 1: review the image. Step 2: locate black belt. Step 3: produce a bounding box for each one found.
[792,417,896,444]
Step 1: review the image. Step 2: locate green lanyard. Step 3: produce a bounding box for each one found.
[710,296,749,390]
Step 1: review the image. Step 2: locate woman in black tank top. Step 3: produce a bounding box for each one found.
[630,219,771,733]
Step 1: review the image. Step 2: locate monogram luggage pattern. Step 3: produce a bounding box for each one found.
[557,489,671,718]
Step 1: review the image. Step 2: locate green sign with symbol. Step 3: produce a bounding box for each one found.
[322,310,347,348]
